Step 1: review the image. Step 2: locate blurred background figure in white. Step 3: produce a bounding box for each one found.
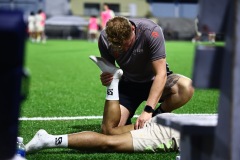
[192,15,216,44]
[208,32,216,44]
[192,16,202,43]
[27,11,36,43]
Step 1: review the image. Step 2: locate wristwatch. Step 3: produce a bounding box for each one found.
[144,105,154,113]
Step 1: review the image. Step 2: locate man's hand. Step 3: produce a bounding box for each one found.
[100,72,113,86]
[134,111,152,129]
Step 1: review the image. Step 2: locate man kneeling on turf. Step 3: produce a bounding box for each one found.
[26,56,180,153]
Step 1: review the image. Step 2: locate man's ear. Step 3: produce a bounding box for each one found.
[131,25,135,32]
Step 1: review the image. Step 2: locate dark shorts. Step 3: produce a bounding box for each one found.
[119,74,179,117]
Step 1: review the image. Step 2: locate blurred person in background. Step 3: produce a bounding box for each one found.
[192,16,202,43]
[208,32,216,44]
[35,9,46,43]
[28,11,36,43]
[101,3,115,29]
[88,15,99,42]
[192,16,216,44]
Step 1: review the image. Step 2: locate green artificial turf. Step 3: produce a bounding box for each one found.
[19,39,222,160]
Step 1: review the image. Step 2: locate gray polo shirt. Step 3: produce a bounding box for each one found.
[98,18,170,83]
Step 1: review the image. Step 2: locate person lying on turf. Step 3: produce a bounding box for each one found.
[25,56,180,153]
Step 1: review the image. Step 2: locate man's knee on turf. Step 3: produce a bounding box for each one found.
[178,77,194,103]
[162,76,194,112]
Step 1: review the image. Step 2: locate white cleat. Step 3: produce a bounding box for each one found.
[89,55,123,79]
[25,129,49,153]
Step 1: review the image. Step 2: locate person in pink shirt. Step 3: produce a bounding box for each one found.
[36,9,46,43]
[101,3,115,29]
[88,15,99,42]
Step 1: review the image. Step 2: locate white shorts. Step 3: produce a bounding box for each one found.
[28,24,35,32]
[36,25,45,32]
[89,29,98,34]
[130,117,180,152]
[196,31,202,37]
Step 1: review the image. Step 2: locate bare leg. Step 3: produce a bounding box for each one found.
[41,31,46,43]
[25,56,135,154]
[26,128,134,153]
[89,56,131,134]
[118,105,131,126]
[102,101,134,135]
[161,74,194,112]
[68,131,133,152]
[26,97,134,153]
[102,100,120,134]
[36,31,41,43]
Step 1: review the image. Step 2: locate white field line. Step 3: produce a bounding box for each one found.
[19,114,216,121]
[19,116,104,121]
[19,115,140,121]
